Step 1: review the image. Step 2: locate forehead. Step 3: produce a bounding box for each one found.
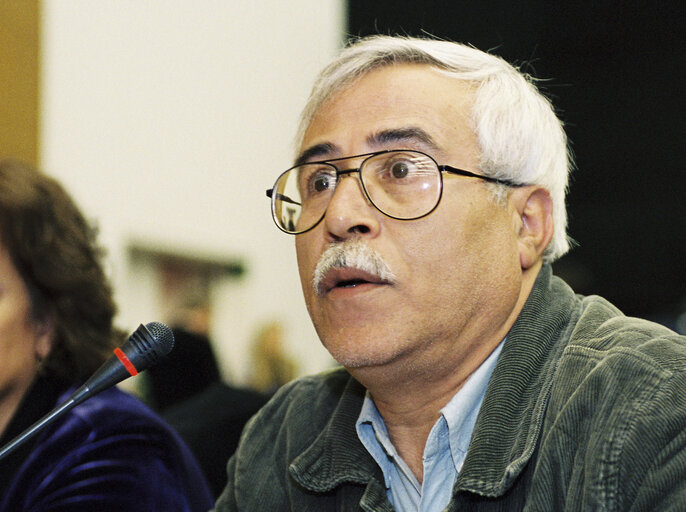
[300,64,478,162]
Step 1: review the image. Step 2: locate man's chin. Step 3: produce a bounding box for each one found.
[324,343,405,372]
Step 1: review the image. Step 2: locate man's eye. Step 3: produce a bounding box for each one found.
[389,161,413,178]
[306,169,336,194]
[312,174,333,192]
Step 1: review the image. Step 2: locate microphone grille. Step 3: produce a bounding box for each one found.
[144,321,175,356]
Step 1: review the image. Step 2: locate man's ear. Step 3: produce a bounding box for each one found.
[509,186,554,270]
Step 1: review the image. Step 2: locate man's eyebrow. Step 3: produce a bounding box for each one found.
[368,127,439,149]
[294,142,338,166]
[294,127,437,165]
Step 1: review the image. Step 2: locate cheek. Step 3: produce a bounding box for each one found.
[0,319,37,366]
[403,203,518,288]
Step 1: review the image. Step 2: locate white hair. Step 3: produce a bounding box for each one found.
[296,35,573,263]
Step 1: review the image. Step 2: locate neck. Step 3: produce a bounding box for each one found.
[350,334,500,483]
[0,373,39,439]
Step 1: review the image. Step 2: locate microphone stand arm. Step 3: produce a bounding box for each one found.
[0,395,79,461]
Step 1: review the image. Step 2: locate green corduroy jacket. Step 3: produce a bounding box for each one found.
[215,265,686,511]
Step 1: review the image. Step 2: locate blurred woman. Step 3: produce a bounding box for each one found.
[0,159,212,511]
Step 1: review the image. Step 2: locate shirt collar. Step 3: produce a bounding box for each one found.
[441,340,504,471]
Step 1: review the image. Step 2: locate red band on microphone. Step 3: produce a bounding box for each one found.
[114,347,138,376]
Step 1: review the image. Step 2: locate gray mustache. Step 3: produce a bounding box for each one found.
[313,239,396,296]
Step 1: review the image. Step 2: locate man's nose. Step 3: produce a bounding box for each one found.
[323,172,381,239]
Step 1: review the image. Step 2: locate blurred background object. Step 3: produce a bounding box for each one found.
[145,326,222,411]
[140,257,270,499]
[249,320,297,395]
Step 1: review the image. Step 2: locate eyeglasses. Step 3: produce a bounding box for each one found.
[266,149,521,234]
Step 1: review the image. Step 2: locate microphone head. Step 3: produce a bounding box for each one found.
[123,322,175,372]
[143,321,175,356]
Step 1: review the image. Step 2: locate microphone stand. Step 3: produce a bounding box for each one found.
[0,396,80,461]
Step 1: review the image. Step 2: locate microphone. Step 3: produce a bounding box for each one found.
[0,322,175,462]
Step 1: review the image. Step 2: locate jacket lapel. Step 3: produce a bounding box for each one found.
[289,375,381,492]
[456,265,579,497]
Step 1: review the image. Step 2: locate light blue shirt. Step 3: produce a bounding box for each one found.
[355,341,504,512]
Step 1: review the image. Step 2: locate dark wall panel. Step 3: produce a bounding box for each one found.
[347,1,686,326]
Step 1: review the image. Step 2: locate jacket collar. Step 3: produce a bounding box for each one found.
[290,265,579,498]
[456,265,578,496]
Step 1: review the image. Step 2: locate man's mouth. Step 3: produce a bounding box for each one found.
[318,267,391,296]
[312,239,396,297]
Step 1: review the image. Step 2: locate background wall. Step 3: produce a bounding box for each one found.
[0,0,40,165]
[39,1,345,384]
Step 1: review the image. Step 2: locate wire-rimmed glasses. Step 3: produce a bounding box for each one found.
[266,149,520,234]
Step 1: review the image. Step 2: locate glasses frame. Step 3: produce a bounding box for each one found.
[266,149,522,235]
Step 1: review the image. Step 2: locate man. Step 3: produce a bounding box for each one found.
[215,35,686,511]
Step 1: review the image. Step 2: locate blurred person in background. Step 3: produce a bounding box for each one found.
[147,301,269,499]
[0,159,212,511]
[249,320,297,395]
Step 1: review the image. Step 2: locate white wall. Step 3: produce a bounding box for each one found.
[40,0,345,384]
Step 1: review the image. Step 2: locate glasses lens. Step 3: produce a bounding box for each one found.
[271,150,442,233]
[272,162,337,233]
[362,151,441,219]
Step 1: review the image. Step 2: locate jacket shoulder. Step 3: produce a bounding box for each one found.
[539,296,686,509]
[566,294,686,371]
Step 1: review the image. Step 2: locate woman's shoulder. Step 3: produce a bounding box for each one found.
[1,386,213,512]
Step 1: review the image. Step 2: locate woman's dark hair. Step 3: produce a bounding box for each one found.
[0,159,124,383]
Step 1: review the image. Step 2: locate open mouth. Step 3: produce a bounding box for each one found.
[318,267,391,296]
[334,278,370,289]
